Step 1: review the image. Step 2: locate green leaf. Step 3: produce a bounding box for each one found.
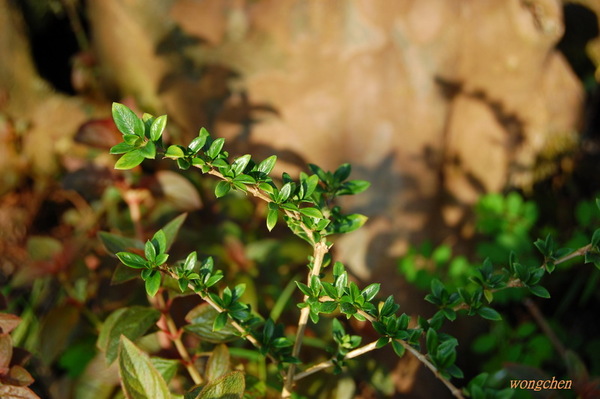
[361,283,380,301]
[232,154,251,176]
[197,370,245,399]
[391,340,406,357]
[151,230,167,255]
[184,251,197,271]
[112,103,145,137]
[266,208,278,231]
[295,282,313,297]
[150,115,167,141]
[97,306,161,364]
[145,270,161,297]
[165,145,186,159]
[115,150,145,170]
[528,285,550,298]
[110,142,134,154]
[213,312,228,332]
[207,138,225,159]
[215,181,231,198]
[299,207,323,219]
[116,252,147,269]
[278,182,293,203]
[145,240,157,262]
[336,180,371,196]
[334,163,351,182]
[477,307,502,321]
[328,213,368,235]
[426,328,438,356]
[232,174,256,185]
[257,155,277,175]
[118,336,170,399]
[139,141,156,159]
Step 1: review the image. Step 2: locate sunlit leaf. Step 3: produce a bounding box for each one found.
[197,371,244,399]
[150,115,167,141]
[112,103,145,137]
[115,150,145,170]
[118,336,170,399]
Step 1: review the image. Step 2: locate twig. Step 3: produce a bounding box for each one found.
[523,298,567,360]
[155,293,203,385]
[395,339,465,399]
[293,340,380,381]
[282,239,329,398]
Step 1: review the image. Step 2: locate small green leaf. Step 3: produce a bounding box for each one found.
[207,138,225,159]
[139,140,156,159]
[295,282,313,297]
[278,182,293,203]
[118,336,170,399]
[109,142,134,154]
[184,251,197,271]
[116,252,147,269]
[115,150,145,170]
[233,174,256,185]
[151,230,167,255]
[164,145,186,159]
[266,208,278,231]
[145,270,161,297]
[232,154,251,176]
[361,283,380,301]
[334,163,351,182]
[528,285,550,298]
[215,181,231,198]
[477,307,502,321]
[336,180,371,196]
[150,115,167,141]
[145,240,157,262]
[391,340,406,357]
[213,312,228,331]
[112,103,145,137]
[299,207,323,219]
[257,155,277,175]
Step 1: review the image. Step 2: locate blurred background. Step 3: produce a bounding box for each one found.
[1,0,600,398]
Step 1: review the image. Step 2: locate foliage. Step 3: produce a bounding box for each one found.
[94,103,600,398]
[399,191,600,397]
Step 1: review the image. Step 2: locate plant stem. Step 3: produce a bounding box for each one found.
[293,340,380,381]
[155,293,203,385]
[395,339,465,399]
[282,239,329,398]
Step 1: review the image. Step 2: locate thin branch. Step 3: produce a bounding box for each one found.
[523,298,567,360]
[294,340,380,381]
[282,239,329,398]
[155,293,203,385]
[395,339,465,399]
